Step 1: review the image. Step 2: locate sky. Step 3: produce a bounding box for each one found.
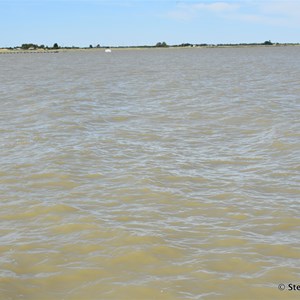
[1,0,300,47]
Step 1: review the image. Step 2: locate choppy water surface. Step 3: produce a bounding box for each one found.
[1,47,300,299]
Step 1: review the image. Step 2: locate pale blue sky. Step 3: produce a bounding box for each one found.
[1,0,300,47]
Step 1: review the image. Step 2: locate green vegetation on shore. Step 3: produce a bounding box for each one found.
[1,40,299,51]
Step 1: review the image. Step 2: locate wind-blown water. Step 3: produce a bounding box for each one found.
[1,47,300,299]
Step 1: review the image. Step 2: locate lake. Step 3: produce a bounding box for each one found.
[1,46,300,299]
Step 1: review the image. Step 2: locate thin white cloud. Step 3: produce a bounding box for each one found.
[193,2,239,12]
[167,1,239,21]
[260,0,300,18]
[230,13,288,27]
[167,0,300,26]
[236,0,300,26]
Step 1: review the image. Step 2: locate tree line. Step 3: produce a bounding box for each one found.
[7,40,295,50]
[19,43,60,50]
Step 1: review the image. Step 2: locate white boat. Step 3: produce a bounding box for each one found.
[105,49,112,53]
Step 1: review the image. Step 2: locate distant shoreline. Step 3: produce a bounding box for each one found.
[1,43,299,54]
